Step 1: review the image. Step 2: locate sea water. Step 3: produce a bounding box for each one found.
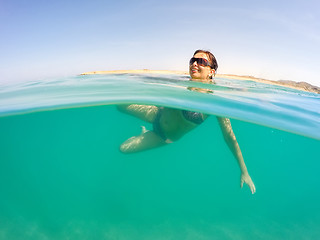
[0,74,319,239]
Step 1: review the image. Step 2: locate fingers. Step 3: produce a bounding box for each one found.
[240,175,256,194]
[250,183,256,194]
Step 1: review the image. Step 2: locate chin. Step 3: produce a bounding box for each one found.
[190,73,200,79]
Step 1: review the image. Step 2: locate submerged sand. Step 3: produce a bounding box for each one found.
[81,70,320,94]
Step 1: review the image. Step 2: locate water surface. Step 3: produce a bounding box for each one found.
[0,74,319,239]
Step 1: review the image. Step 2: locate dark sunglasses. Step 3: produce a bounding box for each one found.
[189,57,212,68]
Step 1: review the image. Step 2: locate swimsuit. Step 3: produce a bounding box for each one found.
[153,107,167,141]
[153,107,206,142]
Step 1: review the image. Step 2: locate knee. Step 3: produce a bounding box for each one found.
[119,143,129,153]
[119,142,136,154]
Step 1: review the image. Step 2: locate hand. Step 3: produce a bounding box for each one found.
[241,172,256,194]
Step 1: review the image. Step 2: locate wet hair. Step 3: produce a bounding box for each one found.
[193,50,218,79]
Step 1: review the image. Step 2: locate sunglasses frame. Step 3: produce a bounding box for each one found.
[189,57,212,68]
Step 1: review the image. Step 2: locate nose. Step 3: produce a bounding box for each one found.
[192,60,198,66]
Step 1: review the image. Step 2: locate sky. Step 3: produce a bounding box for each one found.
[1,0,320,86]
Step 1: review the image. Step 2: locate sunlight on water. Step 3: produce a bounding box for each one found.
[0,74,320,239]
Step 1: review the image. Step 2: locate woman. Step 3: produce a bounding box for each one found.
[117,50,256,194]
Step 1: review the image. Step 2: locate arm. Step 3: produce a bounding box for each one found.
[217,117,256,194]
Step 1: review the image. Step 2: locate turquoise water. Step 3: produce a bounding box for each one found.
[0,74,320,239]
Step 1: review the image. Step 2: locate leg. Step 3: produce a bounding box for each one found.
[117,104,159,123]
[120,127,167,153]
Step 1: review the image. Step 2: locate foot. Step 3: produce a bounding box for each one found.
[141,126,148,134]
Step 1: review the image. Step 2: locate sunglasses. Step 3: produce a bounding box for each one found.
[189,57,212,68]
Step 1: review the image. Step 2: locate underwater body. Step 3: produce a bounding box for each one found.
[0,73,320,239]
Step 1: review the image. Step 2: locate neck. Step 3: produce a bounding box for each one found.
[190,77,213,83]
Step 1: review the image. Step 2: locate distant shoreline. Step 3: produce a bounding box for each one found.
[81,70,320,94]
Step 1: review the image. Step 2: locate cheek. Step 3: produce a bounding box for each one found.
[201,68,211,77]
[200,68,207,74]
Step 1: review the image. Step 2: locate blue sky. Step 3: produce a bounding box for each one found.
[1,0,320,86]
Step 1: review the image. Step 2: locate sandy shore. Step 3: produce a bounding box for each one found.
[81,70,320,94]
[81,69,189,75]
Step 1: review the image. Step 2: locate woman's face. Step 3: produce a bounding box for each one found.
[189,52,215,81]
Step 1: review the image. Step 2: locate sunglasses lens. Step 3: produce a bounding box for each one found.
[198,58,207,66]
